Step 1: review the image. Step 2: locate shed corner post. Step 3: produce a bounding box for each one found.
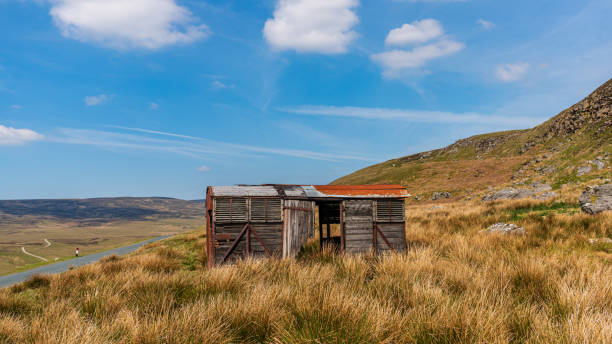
[340,201,345,252]
[206,186,215,268]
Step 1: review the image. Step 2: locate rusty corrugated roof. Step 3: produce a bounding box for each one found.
[311,185,409,198]
[209,184,409,199]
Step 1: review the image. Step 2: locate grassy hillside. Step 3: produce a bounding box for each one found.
[334,78,612,198]
[1,195,610,343]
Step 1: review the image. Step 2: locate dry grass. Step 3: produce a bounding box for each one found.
[1,201,611,343]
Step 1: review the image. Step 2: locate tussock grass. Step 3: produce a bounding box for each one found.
[1,201,611,343]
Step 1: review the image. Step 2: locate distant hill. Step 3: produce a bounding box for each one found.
[0,197,204,225]
[334,78,612,197]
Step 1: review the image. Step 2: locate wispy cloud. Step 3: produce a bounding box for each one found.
[372,40,464,77]
[84,94,112,106]
[372,19,464,78]
[477,19,495,30]
[10,104,22,110]
[50,126,374,162]
[385,19,444,46]
[281,105,544,127]
[495,63,530,82]
[211,80,235,90]
[0,124,43,146]
[149,102,159,110]
[196,165,211,172]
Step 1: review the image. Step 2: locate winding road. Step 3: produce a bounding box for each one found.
[1,235,171,288]
[21,239,53,262]
[21,247,48,262]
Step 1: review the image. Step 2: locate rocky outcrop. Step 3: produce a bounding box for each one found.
[541,79,612,138]
[483,223,525,235]
[482,183,556,201]
[578,154,609,176]
[430,192,452,201]
[589,154,609,170]
[577,165,592,176]
[579,184,612,214]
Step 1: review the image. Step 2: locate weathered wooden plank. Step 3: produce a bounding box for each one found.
[283,200,315,258]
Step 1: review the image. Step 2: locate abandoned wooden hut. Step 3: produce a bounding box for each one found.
[206,184,410,267]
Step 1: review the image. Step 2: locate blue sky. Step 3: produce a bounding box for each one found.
[1,0,611,200]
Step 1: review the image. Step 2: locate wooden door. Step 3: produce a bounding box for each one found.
[282,200,315,258]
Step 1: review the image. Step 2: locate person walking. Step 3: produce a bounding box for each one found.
[75,248,79,257]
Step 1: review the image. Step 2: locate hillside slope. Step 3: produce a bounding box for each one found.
[333,78,612,197]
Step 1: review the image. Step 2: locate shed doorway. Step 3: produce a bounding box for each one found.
[317,201,343,252]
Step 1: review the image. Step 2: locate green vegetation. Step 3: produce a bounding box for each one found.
[507,202,581,221]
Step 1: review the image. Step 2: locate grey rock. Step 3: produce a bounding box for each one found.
[540,166,557,175]
[579,184,612,214]
[577,165,592,176]
[593,157,606,170]
[531,182,552,192]
[533,191,558,200]
[431,191,452,201]
[483,223,526,235]
[482,188,523,201]
[482,183,553,201]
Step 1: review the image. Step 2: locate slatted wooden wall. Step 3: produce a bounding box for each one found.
[376,223,406,252]
[375,200,405,223]
[213,198,248,223]
[283,200,315,258]
[344,200,374,253]
[250,198,282,222]
[213,223,283,265]
[212,197,284,265]
[374,199,406,252]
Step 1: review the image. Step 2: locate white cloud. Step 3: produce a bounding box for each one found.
[196,165,211,172]
[282,105,544,127]
[495,63,530,82]
[11,105,22,110]
[385,19,444,46]
[372,40,464,77]
[84,94,111,106]
[50,0,209,50]
[149,102,159,110]
[477,19,495,30]
[0,125,43,146]
[263,0,359,54]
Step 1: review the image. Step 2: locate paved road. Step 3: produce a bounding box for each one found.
[0,235,171,288]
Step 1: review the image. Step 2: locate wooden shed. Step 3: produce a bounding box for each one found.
[206,184,409,267]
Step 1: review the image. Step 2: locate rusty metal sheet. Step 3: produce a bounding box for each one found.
[311,185,410,198]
